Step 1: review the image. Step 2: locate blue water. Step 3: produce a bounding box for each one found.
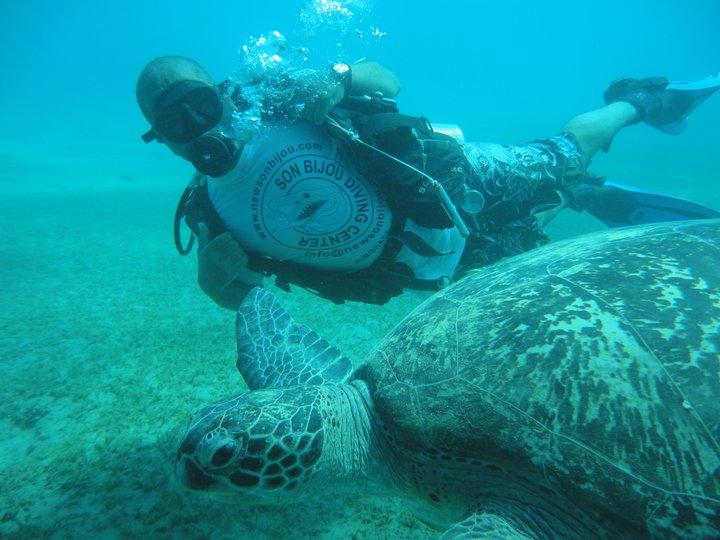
[1,1,718,537]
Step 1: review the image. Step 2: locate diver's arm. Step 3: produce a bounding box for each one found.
[298,61,401,124]
[199,273,257,311]
[196,225,264,311]
[348,60,401,97]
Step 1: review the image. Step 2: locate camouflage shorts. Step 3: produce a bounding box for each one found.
[458,134,585,266]
[462,134,585,206]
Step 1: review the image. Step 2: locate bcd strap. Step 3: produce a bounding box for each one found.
[342,112,471,230]
[246,254,408,305]
[359,112,433,140]
[357,113,468,197]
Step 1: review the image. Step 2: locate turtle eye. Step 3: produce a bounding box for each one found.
[211,441,237,466]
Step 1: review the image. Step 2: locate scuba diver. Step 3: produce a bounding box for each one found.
[136,56,720,308]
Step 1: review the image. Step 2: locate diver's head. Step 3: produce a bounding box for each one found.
[136,56,243,177]
[175,386,327,504]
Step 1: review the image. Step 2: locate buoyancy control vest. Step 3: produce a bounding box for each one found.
[208,120,392,272]
[175,96,476,304]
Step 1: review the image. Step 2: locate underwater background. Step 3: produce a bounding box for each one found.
[1,0,718,537]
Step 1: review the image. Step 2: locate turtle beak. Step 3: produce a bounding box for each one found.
[176,457,217,491]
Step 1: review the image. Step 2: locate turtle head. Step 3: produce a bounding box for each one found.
[175,386,326,503]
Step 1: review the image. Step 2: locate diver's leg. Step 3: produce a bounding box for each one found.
[562,102,638,165]
[568,74,720,162]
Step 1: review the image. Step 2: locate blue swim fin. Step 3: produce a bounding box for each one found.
[604,73,720,135]
[566,179,720,228]
[656,74,720,134]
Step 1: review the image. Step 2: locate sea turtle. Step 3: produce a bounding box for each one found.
[176,219,720,538]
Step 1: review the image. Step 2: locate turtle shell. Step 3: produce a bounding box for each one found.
[366,219,720,536]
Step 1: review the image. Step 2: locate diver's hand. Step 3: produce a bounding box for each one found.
[293,69,345,125]
[196,223,264,310]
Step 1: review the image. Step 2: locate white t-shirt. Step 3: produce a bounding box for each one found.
[207,120,391,271]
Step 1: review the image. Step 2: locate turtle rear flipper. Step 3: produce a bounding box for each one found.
[236,287,354,389]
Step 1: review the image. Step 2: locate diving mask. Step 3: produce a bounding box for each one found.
[142,80,243,177]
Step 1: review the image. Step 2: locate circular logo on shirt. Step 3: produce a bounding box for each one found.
[264,168,355,247]
[243,137,389,270]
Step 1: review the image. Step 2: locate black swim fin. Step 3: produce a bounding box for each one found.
[605,73,720,134]
[566,179,720,228]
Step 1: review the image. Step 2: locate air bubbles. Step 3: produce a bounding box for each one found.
[231,0,383,130]
[240,30,289,73]
[301,0,355,30]
[271,30,287,46]
[370,26,387,39]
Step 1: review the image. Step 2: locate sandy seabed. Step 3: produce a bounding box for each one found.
[0,174,439,539]
[2,131,716,538]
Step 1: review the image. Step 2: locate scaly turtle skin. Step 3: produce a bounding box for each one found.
[176,219,720,538]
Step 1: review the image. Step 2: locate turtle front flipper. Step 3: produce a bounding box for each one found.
[236,287,354,389]
[440,513,533,539]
